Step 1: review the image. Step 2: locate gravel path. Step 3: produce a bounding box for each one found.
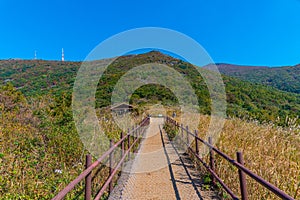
[109,118,220,200]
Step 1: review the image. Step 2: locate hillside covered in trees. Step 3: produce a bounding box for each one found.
[1,51,300,198]
[1,51,300,126]
[210,63,300,94]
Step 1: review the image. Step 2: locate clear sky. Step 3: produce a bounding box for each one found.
[0,0,299,66]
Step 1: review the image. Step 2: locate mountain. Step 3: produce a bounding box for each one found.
[1,51,300,126]
[0,59,80,96]
[209,63,300,94]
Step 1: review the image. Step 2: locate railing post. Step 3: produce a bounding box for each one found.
[134,125,137,152]
[237,152,248,200]
[121,132,124,158]
[142,121,146,137]
[208,137,216,186]
[181,124,183,139]
[109,140,114,194]
[138,124,141,143]
[186,126,189,146]
[132,126,135,152]
[85,154,92,200]
[195,130,199,155]
[127,128,130,160]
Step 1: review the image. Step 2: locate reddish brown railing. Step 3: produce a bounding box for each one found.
[52,116,150,200]
[166,116,295,200]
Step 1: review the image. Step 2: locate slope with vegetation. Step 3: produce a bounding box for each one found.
[211,63,300,94]
[166,114,300,199]
[0,84,85,199]
[95,51,300,126]
[2,54,299,127]
[0,51,300,198]
[0,59,79,96]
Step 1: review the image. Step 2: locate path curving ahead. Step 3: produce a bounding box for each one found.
[109,118,220,200]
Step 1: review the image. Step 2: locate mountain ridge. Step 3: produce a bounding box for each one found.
[1,51,300,126]
[204,63,300,94]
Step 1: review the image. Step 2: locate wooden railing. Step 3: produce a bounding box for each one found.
[52,116,150,200]
[166,116,294,200]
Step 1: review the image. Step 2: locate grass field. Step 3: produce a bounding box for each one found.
[171,113,300,199]
[1,84,299,199]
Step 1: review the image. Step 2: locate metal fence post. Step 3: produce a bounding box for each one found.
[208,137,216,185]
[186,126,189,146]
[195,130,199,155]
[121,132,124,158]
[85,154,92,200]
[237,152,248,200]
[139,124,142,143]
[181,124,183,139]
[132,126,135,152]
[134,125,138,152]
[109,140,114,194]
[127,128,130,160]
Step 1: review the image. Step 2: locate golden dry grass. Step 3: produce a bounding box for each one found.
[216,117,299,199]
[173,113,300,199]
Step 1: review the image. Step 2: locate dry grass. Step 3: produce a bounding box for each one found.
[172,113,300,199]
[98,105,300,199]
[216,117,299,199]
[2,92,299,199]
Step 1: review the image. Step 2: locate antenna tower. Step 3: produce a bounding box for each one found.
[62,48,65,62]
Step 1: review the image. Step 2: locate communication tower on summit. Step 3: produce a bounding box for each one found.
[62,48,64,62]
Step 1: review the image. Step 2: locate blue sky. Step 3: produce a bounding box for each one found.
[0,0,299,66]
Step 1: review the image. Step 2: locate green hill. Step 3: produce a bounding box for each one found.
[210,63,300,94]
[1,51,300,126]
[0,59,79,96]
[1,51,300,198]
